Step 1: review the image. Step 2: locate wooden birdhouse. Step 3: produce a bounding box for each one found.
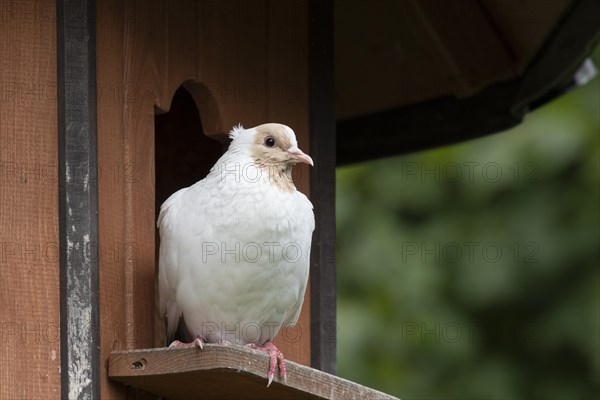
[0,0,597,399]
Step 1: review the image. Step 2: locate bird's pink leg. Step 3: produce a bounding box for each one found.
[247,341,286,387]
[168,336,205,349]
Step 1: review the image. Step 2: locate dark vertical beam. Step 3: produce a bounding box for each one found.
[309,0,336,374]
[57,0,100,398]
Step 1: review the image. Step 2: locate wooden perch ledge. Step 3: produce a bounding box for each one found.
[109,345,399,400]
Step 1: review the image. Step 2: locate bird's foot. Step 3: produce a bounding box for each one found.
[168,336,205,349]
[247,341,286,387]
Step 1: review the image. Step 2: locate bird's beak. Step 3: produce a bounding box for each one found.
[287,146,314,166]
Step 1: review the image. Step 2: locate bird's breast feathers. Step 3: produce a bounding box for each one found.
[158,165,314,344]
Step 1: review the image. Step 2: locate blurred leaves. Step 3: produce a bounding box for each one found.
[336,49,600,399]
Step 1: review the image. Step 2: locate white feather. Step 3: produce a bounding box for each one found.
[228,123,245,140]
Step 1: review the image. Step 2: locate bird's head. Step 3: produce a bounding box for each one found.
[229,123,314,168]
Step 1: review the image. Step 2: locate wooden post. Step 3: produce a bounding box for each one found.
[309,0,337,374]
[57,0,100,398]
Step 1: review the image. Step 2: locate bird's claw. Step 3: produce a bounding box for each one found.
[168,336,205,349]
[247,341,286,387]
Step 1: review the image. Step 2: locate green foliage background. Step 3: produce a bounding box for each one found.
[336,49,599,399]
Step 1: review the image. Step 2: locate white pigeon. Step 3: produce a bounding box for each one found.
[158,123,315,386]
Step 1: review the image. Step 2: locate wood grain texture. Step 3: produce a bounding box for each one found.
[97,1,312,397]
[96,0,128,396]
[0,0,60,398]
[109,346,397,400]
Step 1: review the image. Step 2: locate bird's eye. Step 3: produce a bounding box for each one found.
[264,137,276,148]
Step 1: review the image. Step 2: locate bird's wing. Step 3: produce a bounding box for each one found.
[157,186,187,232]
[282,262,310,327]
[283,194,315,327]
[158,187,188,340]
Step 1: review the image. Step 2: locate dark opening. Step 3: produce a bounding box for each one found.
[155,86,224,208]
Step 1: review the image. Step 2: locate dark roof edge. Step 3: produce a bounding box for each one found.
[338,0,600,165]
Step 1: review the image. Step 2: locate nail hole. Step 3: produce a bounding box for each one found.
[131,358,147,370]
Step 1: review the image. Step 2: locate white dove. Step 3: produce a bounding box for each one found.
[158,123,315,386]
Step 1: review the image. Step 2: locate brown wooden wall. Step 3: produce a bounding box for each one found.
[96,0,310,397]
[0,0,61,397]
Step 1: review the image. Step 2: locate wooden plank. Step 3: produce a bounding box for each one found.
[266,0,312,368]
[108,346,398,400]
[121,0,162,354]
[195,0,269,129]
[96,0,129,396]
[162,0,199,111]
[309,0,337,374]
[57,0,100,398]
[0,0,61,397]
